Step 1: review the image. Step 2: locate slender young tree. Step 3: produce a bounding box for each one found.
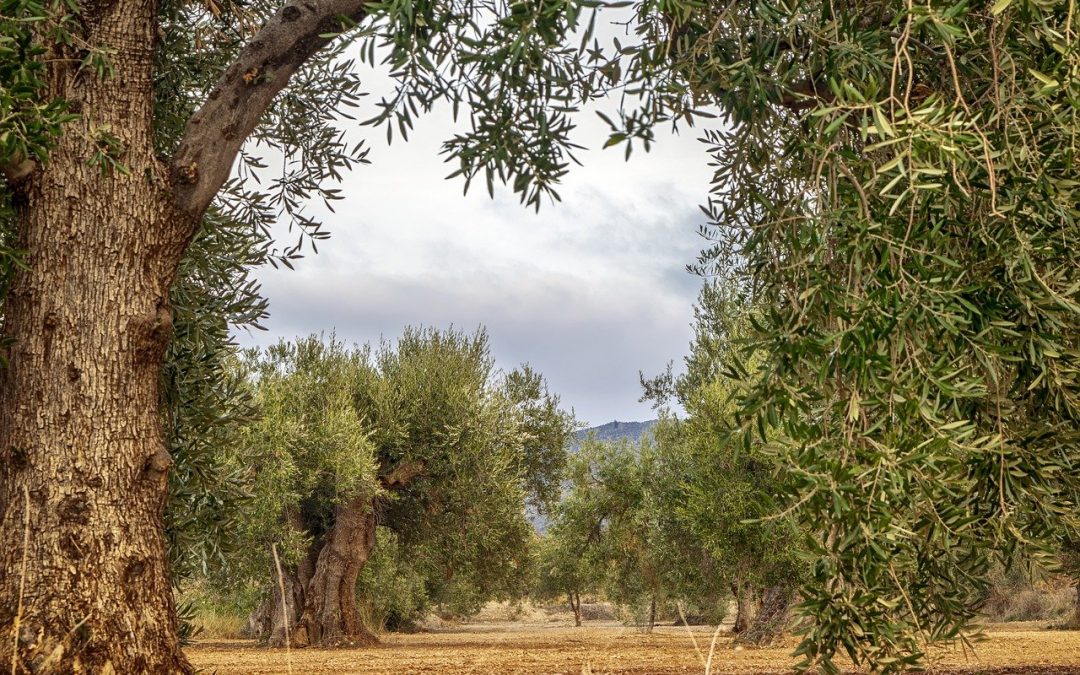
[0,0,593,669]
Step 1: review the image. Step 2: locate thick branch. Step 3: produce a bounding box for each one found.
[169,0,367,217]
[777,77,831,111]
[380,460,427,490]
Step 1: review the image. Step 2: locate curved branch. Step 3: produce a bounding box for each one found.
[169,0,368,217]
[380,460,427,490]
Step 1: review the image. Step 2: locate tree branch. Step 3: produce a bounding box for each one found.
[2,154,36,185]
[169,0,367,217]
[380,460,427,490]
[777,77,831,111]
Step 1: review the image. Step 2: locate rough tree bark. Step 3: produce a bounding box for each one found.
[254,505,375,648]
[568,592,582,627]
[0,0,368,670]
[731,578,755,635]
[735,585,794,646]
[260,461,426,648]
[291,497,378,647]
[0,2,194,671]
[250,509,318,643]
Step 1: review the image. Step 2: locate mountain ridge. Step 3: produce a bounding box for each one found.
[572,419,656,450]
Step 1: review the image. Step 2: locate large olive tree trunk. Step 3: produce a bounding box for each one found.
[735,585,794,646]
[0,6,194,673]
[258,498,379,648]
[0,0,369,669]
[293,497,379,647]
[258,464,425,647]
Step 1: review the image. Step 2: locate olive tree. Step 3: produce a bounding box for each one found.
[0,0,597,668]
[232,328,572,646]
[605,0,1080,670]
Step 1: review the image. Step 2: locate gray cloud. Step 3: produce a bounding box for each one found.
[235,88,716,425]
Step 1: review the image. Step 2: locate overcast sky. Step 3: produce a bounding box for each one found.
[235,86,717,427]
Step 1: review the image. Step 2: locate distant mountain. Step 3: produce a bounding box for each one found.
[571,419,657,450]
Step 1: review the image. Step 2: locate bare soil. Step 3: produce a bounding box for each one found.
[188,621,1080,674]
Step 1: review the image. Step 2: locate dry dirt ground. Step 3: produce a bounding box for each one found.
[188,621,1080,674]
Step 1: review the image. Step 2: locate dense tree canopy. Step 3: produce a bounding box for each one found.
[600,0,1080,671]
[221,329,574,644]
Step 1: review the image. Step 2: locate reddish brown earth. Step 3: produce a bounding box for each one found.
[187,622,1080,674]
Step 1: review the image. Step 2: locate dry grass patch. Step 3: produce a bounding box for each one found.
[187,621,1080,674]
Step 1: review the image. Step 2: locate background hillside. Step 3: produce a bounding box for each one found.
[571,419,656,450]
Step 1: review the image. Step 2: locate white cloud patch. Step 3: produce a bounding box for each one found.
[236,86,717,425]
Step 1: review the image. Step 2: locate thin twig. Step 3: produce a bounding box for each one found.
[704,622,724,675]
[271,543,294,675]
[676,602,706,669]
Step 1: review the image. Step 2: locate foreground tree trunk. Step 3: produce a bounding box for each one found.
[0,0,369,668]
[568,592,582,627]
[0,5,194,672]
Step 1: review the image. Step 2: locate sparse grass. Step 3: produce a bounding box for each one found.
[981,574,1075,624]
[177,580,254,640]
[190,607,250,640]
[187,621,1080,674]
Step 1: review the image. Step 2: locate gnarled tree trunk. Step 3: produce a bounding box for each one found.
[731,578,755,634]
[736,585,794,646]
[262,462,425,648]
[0,5,194,672]
[252,508,319,644]
[295,496,378,647]
[252,545,319,645]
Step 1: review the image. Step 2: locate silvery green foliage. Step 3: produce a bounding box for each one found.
[2,0,605,587]
[598,0,1080,671]
[216,330,572,619]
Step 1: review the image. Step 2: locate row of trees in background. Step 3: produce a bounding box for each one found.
[536,280,802,643]
[186,279,1080,652]
[177,281,812,648]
